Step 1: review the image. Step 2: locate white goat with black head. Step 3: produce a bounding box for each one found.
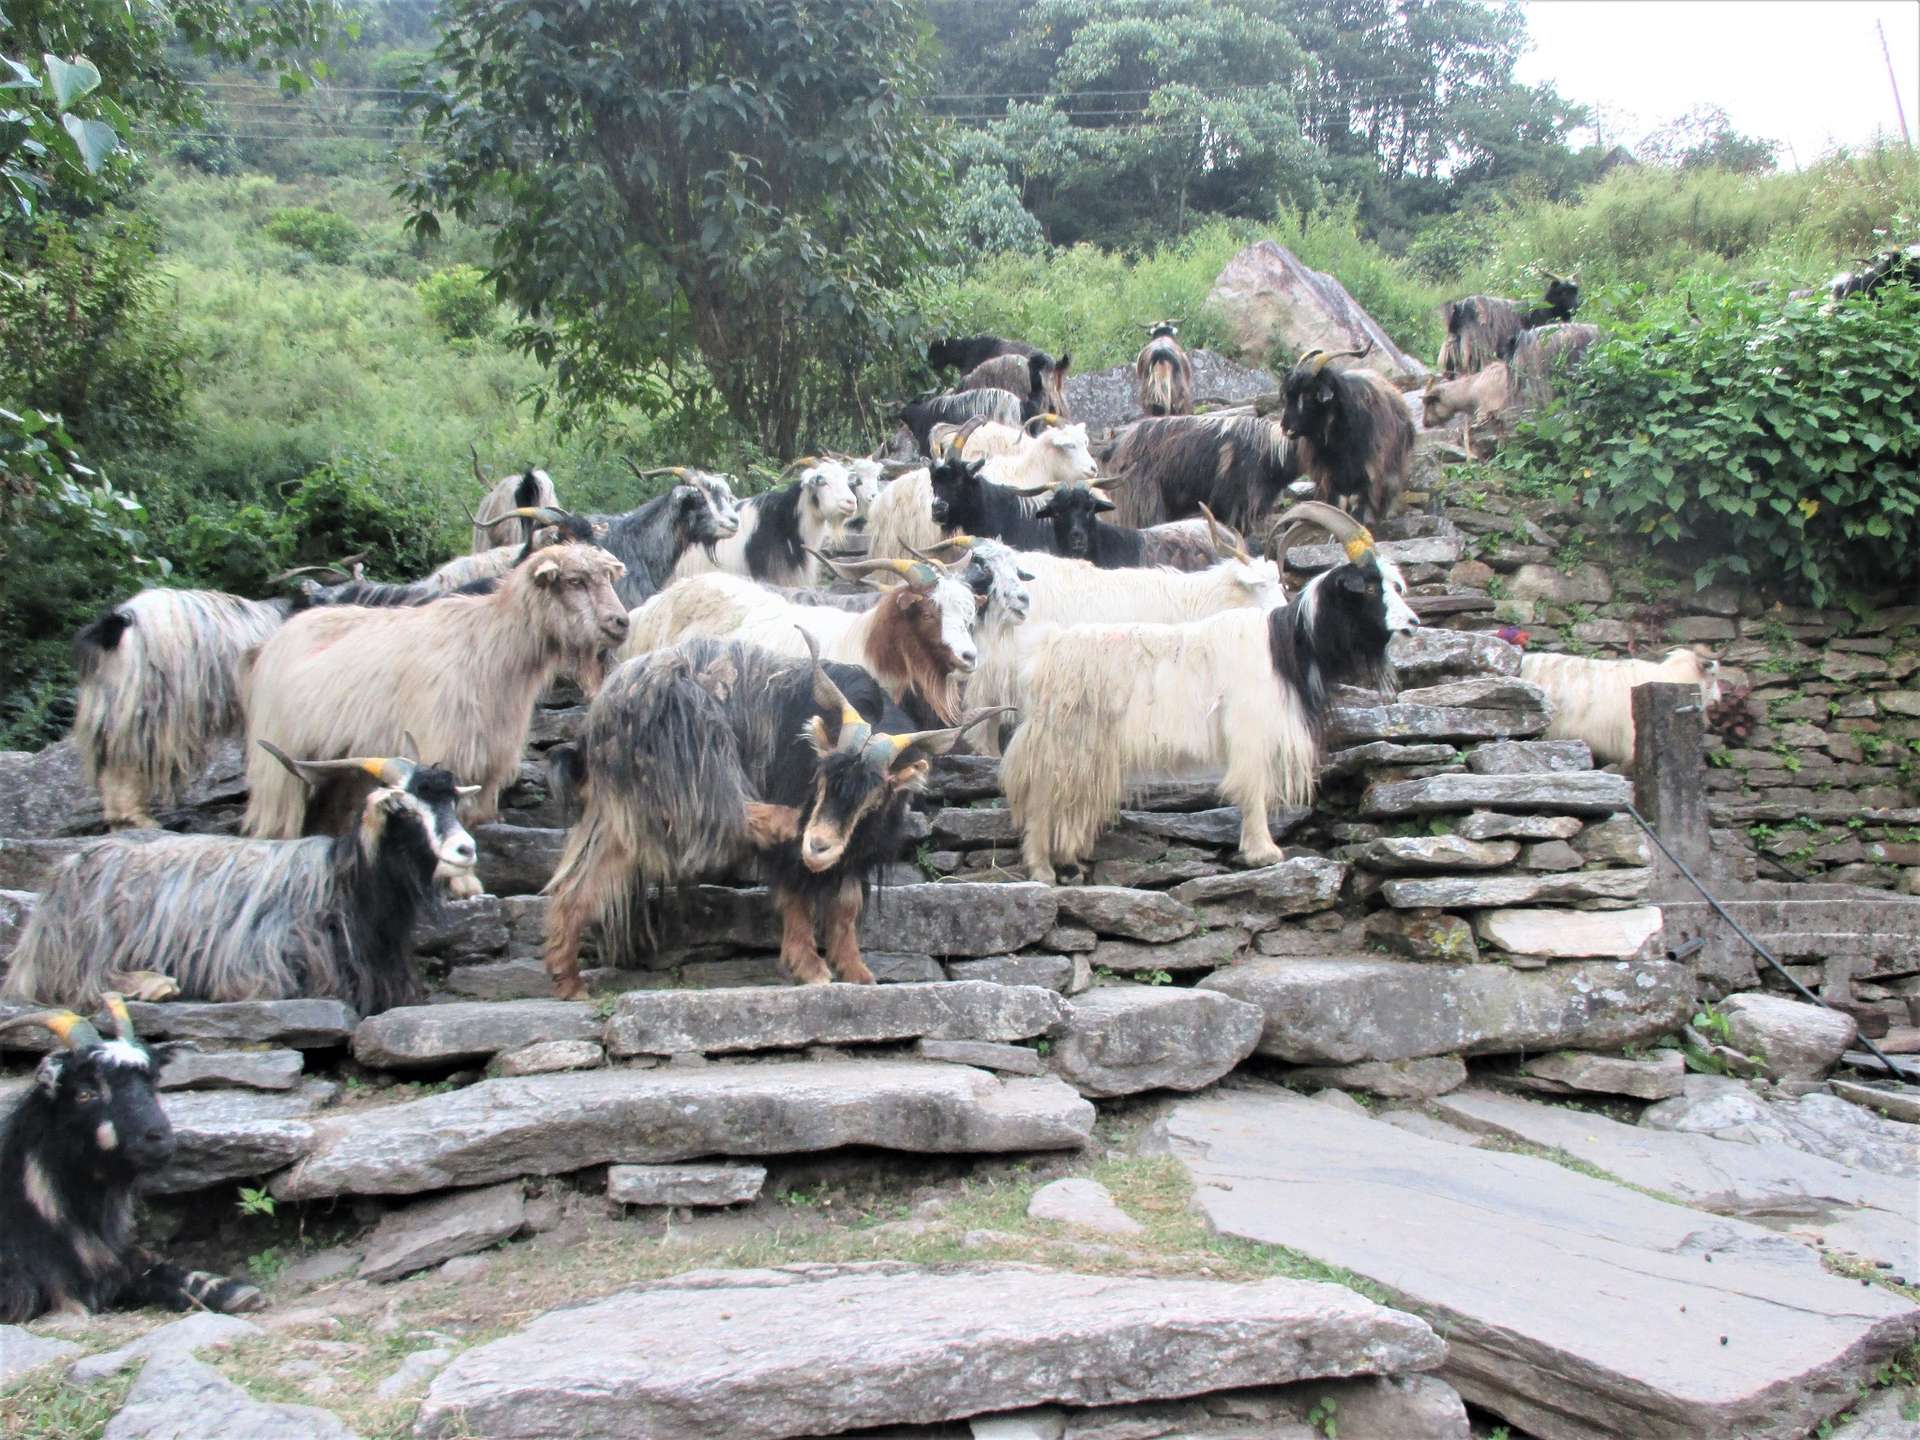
[672,458,859,587]
[3,748,475,1015]
[1003,503,1417,882]
[866,422,1099,559]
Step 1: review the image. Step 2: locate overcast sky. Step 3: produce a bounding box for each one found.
[1514,1,1920,167]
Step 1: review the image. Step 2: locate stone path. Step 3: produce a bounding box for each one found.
[1153,1086,1920,1440]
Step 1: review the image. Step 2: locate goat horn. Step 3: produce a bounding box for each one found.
[905,543,965,572]
[100,992,137,1042]
[1198,503,1252,564]
[1007,480,1057,498]
[470,442,488,486]
[258,740,414,791]
[495,505,573,526]
[1271,501,1375,562]
[0,1009,101,1051]
[810,552,939,589]
[272,563,353,585]
[1022,413,1058,436]
[881,707,1018,766]
[795,628,868,752]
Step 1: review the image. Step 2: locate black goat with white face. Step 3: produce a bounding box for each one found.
[0,999,263,1323]
[589,468,743,608]
[1033,484,1223,572]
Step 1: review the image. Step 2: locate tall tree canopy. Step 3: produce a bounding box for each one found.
[404,0,948,455]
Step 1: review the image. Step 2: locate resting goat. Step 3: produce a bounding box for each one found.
[1036,482,1225,572]
[673,459,858,587]
[928,334,1038,374]
[245,542,628,838]
[543,633,997,997]
[1103,414,1297,533]
[1004,503,1415,882]
[0,1000,263,1323]
[469,449,559,553]
[898,388,1024,457]
[868,426,1099,558]
[1438,276,1579,376]
[1520,647,1721,766]
[1278,346,1413,526]
[585,465,742,608]
[1135,321,1194,417]
[955,351,1071,421]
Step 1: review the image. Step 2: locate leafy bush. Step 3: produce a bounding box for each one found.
[1504,278,1920,605]
[419,264,498,339]
[263,206,360,263]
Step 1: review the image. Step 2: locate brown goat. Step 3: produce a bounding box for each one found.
[957,351,1071,420]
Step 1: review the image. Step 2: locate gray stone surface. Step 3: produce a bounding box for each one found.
[1026,1179,1142,1236]
[604,982,1065,1057]
[102,1356,359,1440]
[352,1001,602,1071]
[1087,928,1250,974]
[933,808,1019,845]
[1154,1087,1920,1440]
[375,1347,453,1401]
[1467,741,1594,775]
[1362,772,1633,818]
[359,1181,526,1283]
[1328,689,1552,747]
[1830,1079,1920,1125]
[1457,812,1584,841]
[1322,741,1461,778]
[1387,628,1522,685]
[1118,805,1307,848]
[862,884,1060,957]
[71,1312,262,1382]
[155,1047,304,1092]
[1432,1088,1919,1276]
[1519,839,1585,872]
[490,1038,605,1076]
[1380,867,1651,910]
[1720,994,1857,1079]
[1826,1387,1920,1440]
[1051,887,1198,943]
[1517,1049,1684,1100]
[1362,908,1480,963]
[1287,536,1462,572]
[1064,348,1277,430]
[607,1162,767,1207]
[0,738,248,841]
[1572,815,1653,866]
[1167,859,1345,930]
[1472,906,1663,959]
[415,1261,1444,1440]
[916,1038,1047,1075]
[1201,959,1692,1064]
[0,1324,80,1386]
[148,1081,334,1193]
[1292,1056,1468,1099]
[274,1062,1094,1199]
[1357,835,1519,872]
[1209,239,1428,382]
[1641,1077,1919,1179]
[0,888,33,963]
[1049,986,1264,1098]
[947,954,1084,994]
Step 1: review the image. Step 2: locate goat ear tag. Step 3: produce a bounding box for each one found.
[1343,533,1375,563]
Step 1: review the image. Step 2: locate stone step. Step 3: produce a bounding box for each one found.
[1662,892,1920,990]
[414,1262,1446,1440]
[0,998,358,1054]
[1152,1087,1920,1440]
[272,1060,1095,1200]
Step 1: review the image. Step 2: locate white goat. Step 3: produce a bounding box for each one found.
[469,464,559,554]
[1521,647,1721,765]
[671,459,860,586]
[866,423,1099,559]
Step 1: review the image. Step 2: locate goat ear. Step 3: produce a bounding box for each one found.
[1017,568,1035,582]
[533,559,562,587]
[1056,352,1071,373]
[34,1053,66,1094]
[1092,495,1116,514]
[804,715,836,757]
[885,757,931,793]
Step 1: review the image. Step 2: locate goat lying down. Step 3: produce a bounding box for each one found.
[1003,503,1417,882]
[1521,647,1720,766]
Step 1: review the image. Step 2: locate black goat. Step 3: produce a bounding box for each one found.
[1103,415,1299,533]
[927,454,1056,550]
[587,467,743,608]
[955,352,1071,421]
[1035,484,1220,572]
[1829,243,1920,302]
[928,335,1039,373]
[0,1000,262,1323]
[1278,346,1413,526]
[1440,276,1579,375]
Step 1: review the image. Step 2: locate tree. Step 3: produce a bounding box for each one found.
[403,0,949,456]
[1637,106,1778,176]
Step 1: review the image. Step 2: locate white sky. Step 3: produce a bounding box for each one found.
[1515,1,1920,167]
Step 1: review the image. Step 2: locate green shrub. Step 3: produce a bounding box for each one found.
[419,264,499,339]
[262,206,360,263]
[1504,277,1920,606]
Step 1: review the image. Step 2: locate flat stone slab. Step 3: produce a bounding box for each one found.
[1088,928,1250,973]
[1051,887,1198,943]
[1830,1079,1920,1126]
[72,1311,262,1382]
[1467,740,1594,775]
[1474,906,1663,959]
[1457,811,1583,841]
[1025,1178,1143,1236]
[604,982,1065,1057]
[1357,835,1519,872]
[1155,1088,1920,1440]
[1200,959,1691,1064]
[360,1181,527,1283]
[862,884,1059,957]
[273,1062,1093,1200]
[1643,1077,1919,1180]
[103,1355,359,1440]
[1516,1049,1684,1100]
[0,998,357,1054]
[490,1038,605,1076]
[1362,772,1633,818]
[1386,628,1522,685]
[1167,858,1345,930]
[353,1001,603,1071]
[156,1047,304,1092]
[0,1324,80,1386]
[1048,985,1265,1098]
[608,1162,768,1207]
[414,1261,1444,1439]
[148,1081,335,1194]
[1431,1089,1920,1277]
[915,1038,1047,1075]
[1292,1055,1468,1099]
[1380,867,1651,910]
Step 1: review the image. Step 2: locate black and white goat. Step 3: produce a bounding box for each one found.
[672,459,859,587]
[1135,321,1194,417]
[4,749,475,1015]
[0,999,264,1323]
[542,633,998,997]
[1003,503,1416,882]
[898,389,1025,457]
[587,465,743,608]
[1278,346,1414,526]
[927,334,1038,374]
[469,447,560,553]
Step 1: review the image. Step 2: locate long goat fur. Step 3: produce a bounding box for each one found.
[898,388,1024,456]
[1438,295,1526,375]
[1135,334,1194,416]
[1104,415,1295,532]
[866,424,1099,559]
[471,468,559,554]
[1520,647,1720,766]
[243,544,628,837]
[956,352,1070,420]
[672,461,858,587]
[1504,323,1601,411]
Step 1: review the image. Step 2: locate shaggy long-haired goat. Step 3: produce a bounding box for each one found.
[3,750,474,1015]
[868,425,1099,558]
[1004,503,1416,882]
[898,389,1025,457]
[928,334,1038,374]
[672,459,859,587]
[244,542,627,838]
[1035,482,1226,571]
[1521,647,1721,766]
[542,633,998,997]
[1504,323,1600,411]
[1438,276,1579,375]
[469,448,560,553]
[585,465,742,608]
[1422,364,1512,432]
[1102,414,1298,533]
[0,1000,263,1322]
[1279,345,1414,526]
[1135,321,1195,417]
[956,351,1071,421]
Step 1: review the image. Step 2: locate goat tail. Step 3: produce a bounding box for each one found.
[1141,358,1177,416]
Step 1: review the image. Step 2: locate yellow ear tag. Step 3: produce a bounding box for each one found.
[1344,531,1375,563]
[360,759,389,779]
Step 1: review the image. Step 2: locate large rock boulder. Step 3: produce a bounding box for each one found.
[414,1262,1445,1439]
[1047,985,1265,1098]
[1719,994,1857,1080]
[102,1356,358,1440]
[1062,349,1277,431]
[1207,240,1427,384]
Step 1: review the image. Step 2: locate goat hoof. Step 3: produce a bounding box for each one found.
[1238,845,1284,869]
[106,970,181,1003]
[443,871,484,900]
[550,976,588,1001]
[220,1282,267,1314]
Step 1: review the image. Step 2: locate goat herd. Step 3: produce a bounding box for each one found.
[2,282,1733,1326]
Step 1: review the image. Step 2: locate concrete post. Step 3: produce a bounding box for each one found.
[1632,681,1716,896]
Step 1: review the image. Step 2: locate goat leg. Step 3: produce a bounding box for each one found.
[775,887,829,985]
[98,769,158,831]
[123,1255,264,1314]
[744,802,802,849]
[823,880,874,985]
[541,852,613,1002]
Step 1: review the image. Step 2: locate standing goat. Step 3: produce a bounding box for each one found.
[672,459,858,587]
[1004,503,1415,881]
[542,634,996,997]
[956,352,1071,421]
[4,749,476,1015]
[1104,414,1297,533]
[1034,483,1226,571]
[1135,321,1195,417]
[0,1000,264,1322]
[1279,346,1414,526]
[1503,323,1600,411]
[586,465,742,608]
[1438,276,1579,376]
[469,448,560,554]
[244,542,628,838]
[868,425,1099,559]
[1520,648,1721,765]
[928,334,1039,373]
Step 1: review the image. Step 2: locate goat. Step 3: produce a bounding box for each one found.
[469,447,559,554]
[928,335,1038,373]
[1003,503,1415,881]
[672,459,858,587]
[1438,276,1579,376]
[623,553,985,723]
[1422,363,1511,431]
[542,633,996,997]
[1520,647,1721,766]
[1135,321,1194,417]
[244,543,627,839]
[586,465,743,608]
[867,425,1100,559]
[930,416,1025,462]
[1279,345,1413,526]
[1504,323,1600,410]
[1035,483,1225,571]
[773,537,1032,627]
[0,1000,264,1323]
[1828,243,1920,303]
[3,749,474,1014]
[1103,414,1297,533]
[956,352,1071,421]
[331,506,596,604]
[844,457,885,533]
[899,389,1024,457]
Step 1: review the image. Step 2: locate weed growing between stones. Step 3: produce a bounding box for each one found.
[0,1368,134,1440]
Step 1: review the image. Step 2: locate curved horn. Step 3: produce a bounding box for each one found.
[1022,413,1059,436]
[623,459,690,483]
[880,707,1019,767]
[811,552,939,589]
[272,562,354,586]
[920,533,980,556]
[258,740,415,791]
[1270,501,1375,562]
[100,992,137,1042]
[1007,480,1058,498]
[493,505,574,527]
[0,1009,102,1051]
[794,627,866,740]
[905,543,965,573]
[470,442,488,487]
[782,455,822,477]
[1198,503,1252,564]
